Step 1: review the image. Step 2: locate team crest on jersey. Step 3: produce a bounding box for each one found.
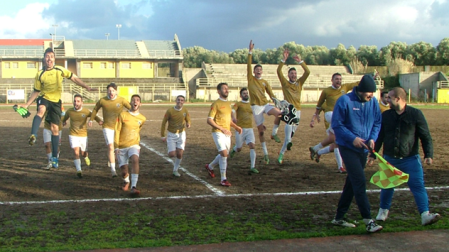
[138,121,142,125]
[183,113,186,117]
[341,90,346,94]
[263,82,266,86]
[82,114,86,118]
[116,103,121,108]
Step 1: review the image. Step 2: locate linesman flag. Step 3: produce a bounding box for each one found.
[370,151,409,189]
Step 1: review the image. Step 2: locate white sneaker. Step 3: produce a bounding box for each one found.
[421,211,441,226]
[366,220,383,233]
[111,170,117,178]
[376,208,389,221]
[44,161,52,170]
[173,171,181,177]
[331,219,356,228]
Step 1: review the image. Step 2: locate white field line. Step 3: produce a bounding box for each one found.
[2,186,449,206]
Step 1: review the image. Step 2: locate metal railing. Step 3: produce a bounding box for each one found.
[0,49,44,57]
[148,50,182,58]
[437,81,449,88]
[74,49,141,57]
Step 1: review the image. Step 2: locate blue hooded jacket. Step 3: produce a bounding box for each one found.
[332,86,382,153]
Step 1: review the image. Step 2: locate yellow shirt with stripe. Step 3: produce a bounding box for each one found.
[233,101,252,129]
[62,107,101,137]
[208,98,232,133]
[161,106,191,137]
[34,66,73,102]
[247,54,276,106]
[114,110,146,149]
[91,96,131,130]
[379,101,390,113]
[277,61,310,110]
[316,82,359,111]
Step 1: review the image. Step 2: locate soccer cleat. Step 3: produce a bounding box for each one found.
[366,220,383,233]
[263,155,270,164]
[28,134,36,146]
[278,153,284,164]
[205,164,215,178]
[287,142,293,151]
[220,180,231,187]
[338,166,347,173]
[230,149,236,158]
[85,156,91,166]
[315,153,321,163]
[173,171,181,177]
[421,211,441,226]
[376,208,389,221]
[52,157,59,169]
[130,187,140,197]
[122,181,130,191]
[271,134,281,143]
[77,171,83,178]
[249,167,259,174]
[331,219,356,228]
[309,147,316,160]
[44,161,52,170]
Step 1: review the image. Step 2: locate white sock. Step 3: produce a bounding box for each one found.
[318,146,331,155]
[219,156,227,181]
[110,163,116,173]
[74,159,81,172]
[272,124,279,135]
[250,149,256,168]
[174,158,182,172]
[281,124,293,153]
[131,174,139,188]
[334,148,343,169]
[292,124,298,134]
[261,142,268,155]
[313,143,323,151]
[123,175,130,183]
[209,154,220,169]
[47,153,52,162]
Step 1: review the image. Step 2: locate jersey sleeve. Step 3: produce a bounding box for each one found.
[160,110,170,137]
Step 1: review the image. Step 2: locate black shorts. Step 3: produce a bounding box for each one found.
[36,97,62,125]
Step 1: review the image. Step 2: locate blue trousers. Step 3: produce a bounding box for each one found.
[380,154,429,214]
[335,145,372,220]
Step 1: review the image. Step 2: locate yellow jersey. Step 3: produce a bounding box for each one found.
[277,61,310,110]
[233,101,252,129]
[62,107,101,137]
[379,101,390,113]
[161,106,191,137]
[34,66,73,102]
[91,96,131,130]
[114,110,146,149]
[316,82,359,111]
[247,54,276,106]
[208,98,232,133]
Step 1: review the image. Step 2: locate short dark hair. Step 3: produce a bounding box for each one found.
[176,95,185,100]
[332,73,342,79]
[253,64,262,71]
[240,87,248,96]
[288,67,297,74]
[44,48,54,57]
[217,82,228,90]
[381,91,388,98]
[107,82,117,91]
[74,94,83,100]
[131,94,141,101]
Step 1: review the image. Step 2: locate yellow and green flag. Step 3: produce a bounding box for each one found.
[370,151,409,189]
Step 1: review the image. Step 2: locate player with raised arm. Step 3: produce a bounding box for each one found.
[161,95,191,177]
[89,83,131,177]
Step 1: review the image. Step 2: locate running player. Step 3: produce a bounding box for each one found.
[115,94,146,197]
[42,107,64,170]
[89,83,131,177]
[161,95,191,177]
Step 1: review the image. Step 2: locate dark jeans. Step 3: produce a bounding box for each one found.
[335,145,372,220]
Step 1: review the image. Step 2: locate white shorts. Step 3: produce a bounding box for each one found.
[103,128,115,145]
[212,132,231,152]
[235,128,255,148]
[69,135,87,151]
[117,145,141,167]
[251,104,275,126]
[43,129,62,144]
[324,111,334,134]
[166,131,186,153]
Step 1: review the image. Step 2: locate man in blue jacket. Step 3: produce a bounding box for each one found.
[330,74,383,233]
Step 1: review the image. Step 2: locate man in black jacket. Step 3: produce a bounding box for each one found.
[368,87,440,226]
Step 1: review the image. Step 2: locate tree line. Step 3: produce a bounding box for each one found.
[182,38,449,68]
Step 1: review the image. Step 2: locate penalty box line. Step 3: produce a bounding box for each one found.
[2,186,449,206]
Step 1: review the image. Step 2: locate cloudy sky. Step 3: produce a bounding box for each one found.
[1,0,448,52]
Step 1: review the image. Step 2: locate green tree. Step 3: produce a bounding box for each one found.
[356,45,379,66]
[379,41,407,65]
[436,38,449,65]
[405,42,436,66]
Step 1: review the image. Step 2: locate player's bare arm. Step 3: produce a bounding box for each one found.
[249,40,254,52]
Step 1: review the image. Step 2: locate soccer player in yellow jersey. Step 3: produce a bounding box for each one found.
[247,40,283,164]
[379,91,390,113]
[89,83,131,177]
[63,94,102,178]
[22,48,95,169]
[115,94,146,197]
[205,83,242,187]
[229,88,258,174]
[161,95,191,177]
[274,49,310,164]
[42,108,64,170]
[309,73,360,173]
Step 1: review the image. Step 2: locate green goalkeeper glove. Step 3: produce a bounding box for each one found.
[13,105,31,118]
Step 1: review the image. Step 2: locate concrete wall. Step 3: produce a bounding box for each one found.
[399,73,420,98]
